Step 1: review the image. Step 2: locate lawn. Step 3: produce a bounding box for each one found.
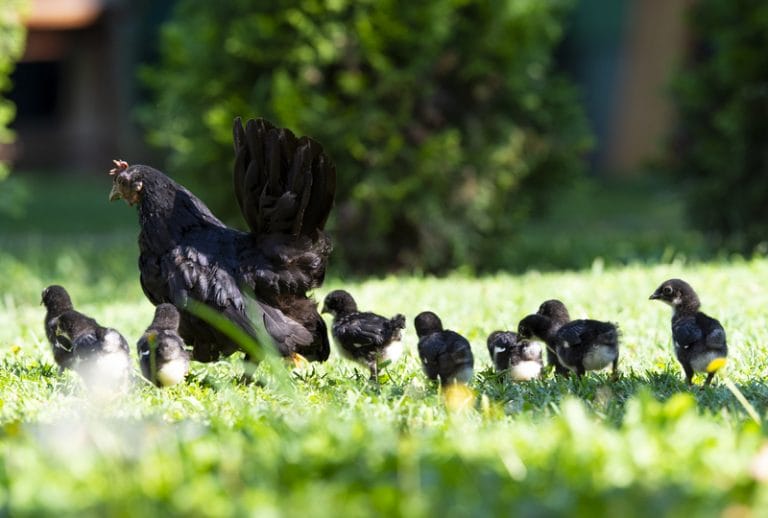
[1,174,767,516]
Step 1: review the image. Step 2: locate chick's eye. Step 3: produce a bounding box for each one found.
[663,286,673,295]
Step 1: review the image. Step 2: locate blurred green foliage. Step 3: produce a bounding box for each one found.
[2,173,708,279]
[2,391,767,516]
[141,0,593,274]
[669,0,768,254]
[0,0,26,183]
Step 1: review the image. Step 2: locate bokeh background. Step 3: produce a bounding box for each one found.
[1,0,766,275]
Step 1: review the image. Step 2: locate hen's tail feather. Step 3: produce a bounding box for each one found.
[233,117,335,238]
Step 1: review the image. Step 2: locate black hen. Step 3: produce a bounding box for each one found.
[650,278,728,386]
[487,330,543,381]
[41,285,131,390]
[109,118,335,364]
[518,300,619,377]
[415,311,474,386]
[321,290,405,380]
[138,303,191,387]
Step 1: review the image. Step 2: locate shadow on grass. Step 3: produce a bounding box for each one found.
[475,367,768,425]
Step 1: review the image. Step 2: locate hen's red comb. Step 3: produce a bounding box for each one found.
[109,159,129,176]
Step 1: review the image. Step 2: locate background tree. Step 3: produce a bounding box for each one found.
[0,0,26,184]
[669,0,768,254]
[142,0,592,273]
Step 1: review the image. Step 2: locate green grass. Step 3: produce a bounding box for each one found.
[1,175,768,516]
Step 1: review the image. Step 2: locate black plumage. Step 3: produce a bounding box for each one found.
[109,118,335,364]
[415,311,474,386]
[41,285,77,371]
[487,330,543,381]
[487,330,516,372]
[518,300,619,377]
[321,290,405,380]
[650,278,728,386]
[41,285,131,390]
[516,299,571,376]
[138,303,191,387]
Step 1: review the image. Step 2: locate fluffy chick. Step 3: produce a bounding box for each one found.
[518,300,619,377]
[516,300,572,376]
[650,278,728,386]
[41,285,77,371]
[486,330,516,372]
[415,311,474,386]
[41,285,131,391]
[138,304,191,387]
[322,290,405,380]
[487,330,543,381]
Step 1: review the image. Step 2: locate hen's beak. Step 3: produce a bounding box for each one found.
[109,184,122,202]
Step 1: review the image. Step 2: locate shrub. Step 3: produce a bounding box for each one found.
[669,0,768,253]
[0,0,26,182]
[142,0,592,273]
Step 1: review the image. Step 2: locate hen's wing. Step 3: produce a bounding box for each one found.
[253,300,313,350]
[144,242,257,360]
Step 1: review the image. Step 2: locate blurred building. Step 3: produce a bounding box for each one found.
[605,0,692,173]
[561,0,691,174]
[6,0,169,173]
[4,0,691,175]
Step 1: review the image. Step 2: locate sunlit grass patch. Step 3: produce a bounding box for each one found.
[2,230,768,514]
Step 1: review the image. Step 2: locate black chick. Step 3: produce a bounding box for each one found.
[41,285,77,371]
[41,285,131,390]
[518,299,619,377]
[516,299,572,376]
[650,278,728,386]
[321,290,405,380]
[487,330,543,381]
[109,117,335,365]
[487,330,516,372]
[415,311,474,386]
[138,303,191,387]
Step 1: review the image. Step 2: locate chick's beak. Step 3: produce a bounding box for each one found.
[649,291,661,300]
[109,183,122,202]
